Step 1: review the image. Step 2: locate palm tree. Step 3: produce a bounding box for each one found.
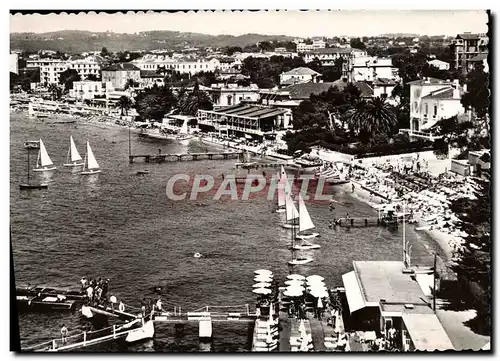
[117,95,132,116]
[47,83,62,101]
[178,82,213,116]
[346,96,397,143]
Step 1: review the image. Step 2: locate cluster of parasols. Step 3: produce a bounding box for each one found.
[252,269,276,297]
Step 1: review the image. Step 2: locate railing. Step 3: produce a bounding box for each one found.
[398,129,443,140]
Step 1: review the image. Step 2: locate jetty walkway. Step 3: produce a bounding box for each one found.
[129,151,242,163]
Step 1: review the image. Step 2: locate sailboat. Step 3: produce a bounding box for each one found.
[63,136,84,167]
[81,141,102,175]
[20,141,48,190]
[295,193,320,241]
[281,191,299,229]
[33,139,57,172]
[288,203,313,266]
[175,118,195,144]
[276,170,286,213]
[293,194,320,250]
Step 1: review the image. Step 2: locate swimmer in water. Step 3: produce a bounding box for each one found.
[194,253,202,258]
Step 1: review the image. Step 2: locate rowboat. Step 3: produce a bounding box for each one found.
[17,295,75,311]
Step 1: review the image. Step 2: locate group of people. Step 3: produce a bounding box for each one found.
[80,277,109,306]
[141,297,164,317]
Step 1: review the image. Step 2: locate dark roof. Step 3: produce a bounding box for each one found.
[421,87,455,99]
[281,82,337,100]
[373,78,398,86]
[469,53,488,62]
[407,77,453,86]
[210,104,287,119]
[456,33,485,40]
[331,78,373,97]
[103,63,140,71]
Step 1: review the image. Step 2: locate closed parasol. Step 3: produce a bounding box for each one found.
[253,282,271,288]
[253,287,272,295]
[286,274,305,280]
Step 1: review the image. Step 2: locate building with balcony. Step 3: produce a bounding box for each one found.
[408,77,466,132]
[67,55,102,79]
[208,83,260,108]
[102,63,141,90]
[453,33,489,74]
[131,54,230,75]
[197,104,291,141]
[303,48,367,79]
[69,80,113,100]
[297,42,314,53]
[312,39,326,49]
[351,57,399,82]
[26,59,68,85]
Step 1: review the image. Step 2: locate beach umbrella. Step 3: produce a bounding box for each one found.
[254,275,272,282]
[253,287,272,295]
[317,297,323,308]
[254,269,273,275]
[253,282,271,288]
[306,279,325,286]
[283,288,303,297]
[306,275,324,282]
[286,274,305,280]
[298,319,306,334]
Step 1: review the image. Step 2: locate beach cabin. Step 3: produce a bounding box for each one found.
[450,159,470,177]
[341,261,453,351]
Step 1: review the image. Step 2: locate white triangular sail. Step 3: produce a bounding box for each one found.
[85,141,100,170]
[38,139,54,168]
[298,193,315,233]
[179,119,189,134]
[69,136,82,162]
[285,191,298,222]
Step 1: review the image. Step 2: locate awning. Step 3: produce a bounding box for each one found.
[402,313,455,351]
[342,271,366,313]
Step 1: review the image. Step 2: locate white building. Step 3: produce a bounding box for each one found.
[408,77,466,132]
[351,57,399,82]
[303,48,367,79]
[131,54,236,75]
[26,56,103,85]
[427,59,450,71]
[10,53,19,74]
[279,67,322,85]
[69,80,113,100]
[67,55,102,79]
[297,43,314,52]
[208,83,260,107]
[312,39,326,49]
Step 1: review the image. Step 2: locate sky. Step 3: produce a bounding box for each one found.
[10,10,489,37]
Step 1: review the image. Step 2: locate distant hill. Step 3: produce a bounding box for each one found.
[10,30,297,53]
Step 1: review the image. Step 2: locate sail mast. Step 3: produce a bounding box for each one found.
[27,149,30,185]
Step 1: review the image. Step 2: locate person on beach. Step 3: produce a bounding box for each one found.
[352,184,355,193]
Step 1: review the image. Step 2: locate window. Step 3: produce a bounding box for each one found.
[414,102,418,112]
[424,103,428,116]
[433,105,438,117]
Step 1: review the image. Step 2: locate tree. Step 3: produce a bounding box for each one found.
[58,69,80,91]
[101,47,110,57]
[461,64,489,120]
[346,96,397,144]
[135,85,176,121]
[178,82,213,116]
[450,180,491,335]
[47,83,62,101]
[350,37,366,50]
[124,78,139,90]
[117,95,132,116]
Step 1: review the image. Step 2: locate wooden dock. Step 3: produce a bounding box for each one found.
[129,151,242,163]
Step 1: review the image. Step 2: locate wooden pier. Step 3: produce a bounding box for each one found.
[129,151,243,163]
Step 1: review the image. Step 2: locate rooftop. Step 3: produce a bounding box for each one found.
[203,104,288,119]
[456,33,487,40]
[281,67,321,76]
[353,261,429,306]
[103,63,140,72]
[469,53,488,62]
[307,47,354,54]
[331,78,374,97]
[421,86,463,100]
[373,78,398,86]
[407,77,454,86]
[281,82,337,100]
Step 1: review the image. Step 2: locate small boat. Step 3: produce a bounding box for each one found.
[293,239,321,251]
[16,286,87,302]
[81,141,102,175]
[136,170,150,175]
[416,225,432,231]
[288,257,314,266]
[194,253,202,258]
[282,186,298,228]
[17,295,75,311]
[33,139,57,172]
[275,166,287,213]
[63,136,84,167]
[125,319,155,343]
[24,140,40,149]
